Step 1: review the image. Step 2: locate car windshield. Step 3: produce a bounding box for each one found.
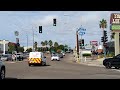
[2,55,8,57]
[53,54,58,56]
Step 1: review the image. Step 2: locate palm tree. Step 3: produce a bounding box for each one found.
[99,19,107,44]
[48,40,53,47]
[41,41,45,51]
[99,19,107,30]
[54,42,59,47]
[41,41,45,46]
[99,19,107,58]
[44,40,48,47]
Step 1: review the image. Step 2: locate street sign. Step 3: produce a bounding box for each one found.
[79,31,85,36]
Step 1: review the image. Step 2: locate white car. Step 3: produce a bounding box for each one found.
[62,52,65,56]
[51,54,60,61]
[0,60,5,79]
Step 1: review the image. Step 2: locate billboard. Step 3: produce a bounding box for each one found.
[90,41,98,46]
[110,13,120,31]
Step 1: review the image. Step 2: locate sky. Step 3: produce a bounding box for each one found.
[0,11,119,49]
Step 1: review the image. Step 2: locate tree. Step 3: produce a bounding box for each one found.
[110,32,115,40]
[54,42,59,47]
[44,40,48,47]
[18,47,24,53]
[26,48,32,52]
[64,44,68,52]
[34,42,37,51]
[58,45,64,50]
[48,40,53,47]
[41,41,45,46]
[8,43,16,54]
[99,19,107,30]
[37,47,42,52]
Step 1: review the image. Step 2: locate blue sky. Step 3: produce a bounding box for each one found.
[0,11,119,48]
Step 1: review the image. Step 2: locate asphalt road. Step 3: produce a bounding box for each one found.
[4,53,120,79]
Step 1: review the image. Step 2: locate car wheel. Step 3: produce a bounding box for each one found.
[106,62,112,69]
[29,64,31,66]
[115,67,120,69]
[42,61,45,66]
[44,62,46,66]
[0,68,5,80]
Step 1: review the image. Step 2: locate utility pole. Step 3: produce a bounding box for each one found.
[76,30,79,55]
[26,34,28,51]
[32,27,34,52]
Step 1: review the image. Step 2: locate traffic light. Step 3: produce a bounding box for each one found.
[39,26,42,33]
[79,39,84,46]
[82,39,84,46]
[78,40,82,46]
[53,18,56,26]
[104,30,108,42]
[17,43,20,47]
[101,37,104,42]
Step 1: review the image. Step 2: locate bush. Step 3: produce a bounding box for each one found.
[107,52,115,57]
[82,53,91,56]
[99,55,104,58]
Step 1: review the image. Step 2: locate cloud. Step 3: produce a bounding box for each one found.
[32,15,59,27]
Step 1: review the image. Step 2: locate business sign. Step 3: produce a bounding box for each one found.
[110,13,120,31]
[90,41,98,46]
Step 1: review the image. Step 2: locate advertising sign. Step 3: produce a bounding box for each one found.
[110,13,120,31]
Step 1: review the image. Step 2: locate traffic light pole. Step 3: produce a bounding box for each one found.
[32,27,34,52]
[80,35,83,62]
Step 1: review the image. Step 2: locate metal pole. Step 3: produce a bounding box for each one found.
[27,34,28,51]
[103,29,106,59]
[33,27,34,52]
[80,35,83,62]
[76,31,79,54]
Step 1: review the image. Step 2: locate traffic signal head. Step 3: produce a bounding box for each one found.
[79,40,82,46]
[101,37,104,42]
[82,39,84,46]
[53,18,56,26]
[39,26,42,33]
[103,30,108,42]
[104,30,107,37]
[104,37,108,42]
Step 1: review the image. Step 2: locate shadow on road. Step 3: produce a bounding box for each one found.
[30,64,51,67]
[5,77,18,79]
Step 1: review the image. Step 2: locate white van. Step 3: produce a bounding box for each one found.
[28,52,46,66]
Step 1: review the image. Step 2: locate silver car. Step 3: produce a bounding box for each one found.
[0,60,5,79]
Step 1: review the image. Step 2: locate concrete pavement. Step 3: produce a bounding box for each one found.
[66,53,105,67]
[5,53,120,79]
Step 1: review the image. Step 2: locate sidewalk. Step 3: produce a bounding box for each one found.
[68,53,105,67]
[78,58,104,67]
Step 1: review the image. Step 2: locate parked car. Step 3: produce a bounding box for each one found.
[23,53,29,59]
[103,54,120,69]
[51,54,60,61]
[0,59,5,79]
[1,54,12,61]
[15,53,24,61]
[62,52,65,56]
[58,53,63,58]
